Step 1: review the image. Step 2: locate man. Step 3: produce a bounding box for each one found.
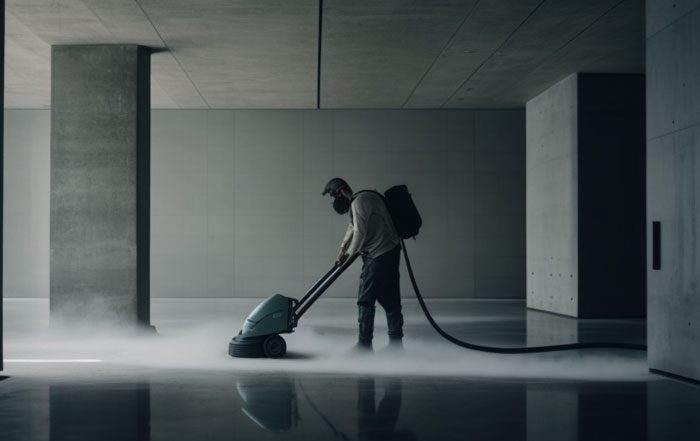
[322,177,404,350]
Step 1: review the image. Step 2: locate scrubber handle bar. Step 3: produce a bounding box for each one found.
[297,262,344,307]
[294,253,359,321]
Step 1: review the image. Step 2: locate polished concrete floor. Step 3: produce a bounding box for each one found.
[1,298,699,440]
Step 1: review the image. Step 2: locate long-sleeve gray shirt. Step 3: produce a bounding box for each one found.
[340,191,400,259]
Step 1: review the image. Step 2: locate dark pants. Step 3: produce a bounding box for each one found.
[357,245,403,342]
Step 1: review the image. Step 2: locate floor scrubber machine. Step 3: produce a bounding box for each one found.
[229,182,647,358]
[229,254,359,358]
[229,240,647,357]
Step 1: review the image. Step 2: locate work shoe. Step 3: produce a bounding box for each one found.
[358,305,376,343]
[378,338,404,356]
[388,337,403,348]
[352,339,373,354]
[386,310,404,340]
[384,338,404,353]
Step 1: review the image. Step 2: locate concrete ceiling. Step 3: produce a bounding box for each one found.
[4,0,644,109]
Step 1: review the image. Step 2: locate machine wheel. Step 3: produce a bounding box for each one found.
[263,334,287,358]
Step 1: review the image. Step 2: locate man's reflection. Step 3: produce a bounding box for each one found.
[358,377,416,441]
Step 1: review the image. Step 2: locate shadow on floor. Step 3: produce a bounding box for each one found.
[284,351,316,360]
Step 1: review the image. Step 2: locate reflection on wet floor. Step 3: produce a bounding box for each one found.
[236,375,415,440]
[1,299,700,440]
[50,383,150,441]
[237,376,299,432]
[2,372,700,441]
[357,378,414,441]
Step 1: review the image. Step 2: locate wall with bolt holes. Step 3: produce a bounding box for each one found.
[525,75,579,317]
[646,0,700,382]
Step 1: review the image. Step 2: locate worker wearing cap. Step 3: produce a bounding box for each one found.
[323,178,404,350]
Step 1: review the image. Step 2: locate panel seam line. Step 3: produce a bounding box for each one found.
[646,3,700,40]
[440,0,547,108]
[80,1,180,108]
[134,0,211,109]
[400,0,482,108]
[647,120,700,141]
[488,0,629,105]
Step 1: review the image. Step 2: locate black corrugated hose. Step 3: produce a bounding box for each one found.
[400,240,647,353]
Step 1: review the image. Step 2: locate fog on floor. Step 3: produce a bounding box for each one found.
[2,298,649,382]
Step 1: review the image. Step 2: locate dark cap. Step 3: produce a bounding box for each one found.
[322,177,350,196]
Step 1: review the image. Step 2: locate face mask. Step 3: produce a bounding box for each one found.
[333,196,351,215]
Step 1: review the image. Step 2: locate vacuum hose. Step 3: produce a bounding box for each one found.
[400,240,647,353]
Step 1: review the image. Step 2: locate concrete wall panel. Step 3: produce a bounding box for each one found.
[647,0,700,380]
[647,7,700,139]
[526,74,579,316]
[527,73,646,318]
[576,73,647,319]
[647,128,700,380]
[3,111,50,299]
[6,109,525,299]
[646,0,700,38]
[647,0,700,382]
[1,0,4,370]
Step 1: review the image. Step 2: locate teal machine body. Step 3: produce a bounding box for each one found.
[229,255,358,358]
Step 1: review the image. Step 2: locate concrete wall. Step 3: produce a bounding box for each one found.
[527,73,646,318]
[526,74,579,316]
[50,45,151,326]
[647,0,700,381]
[577,73,646,318]
[1,0,4,371]
[3,111,50,299]
[5,109,525,299]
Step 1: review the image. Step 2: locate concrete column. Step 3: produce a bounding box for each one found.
[526,73,646,318]
[646,0,700,382]
[50,45,152,330]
